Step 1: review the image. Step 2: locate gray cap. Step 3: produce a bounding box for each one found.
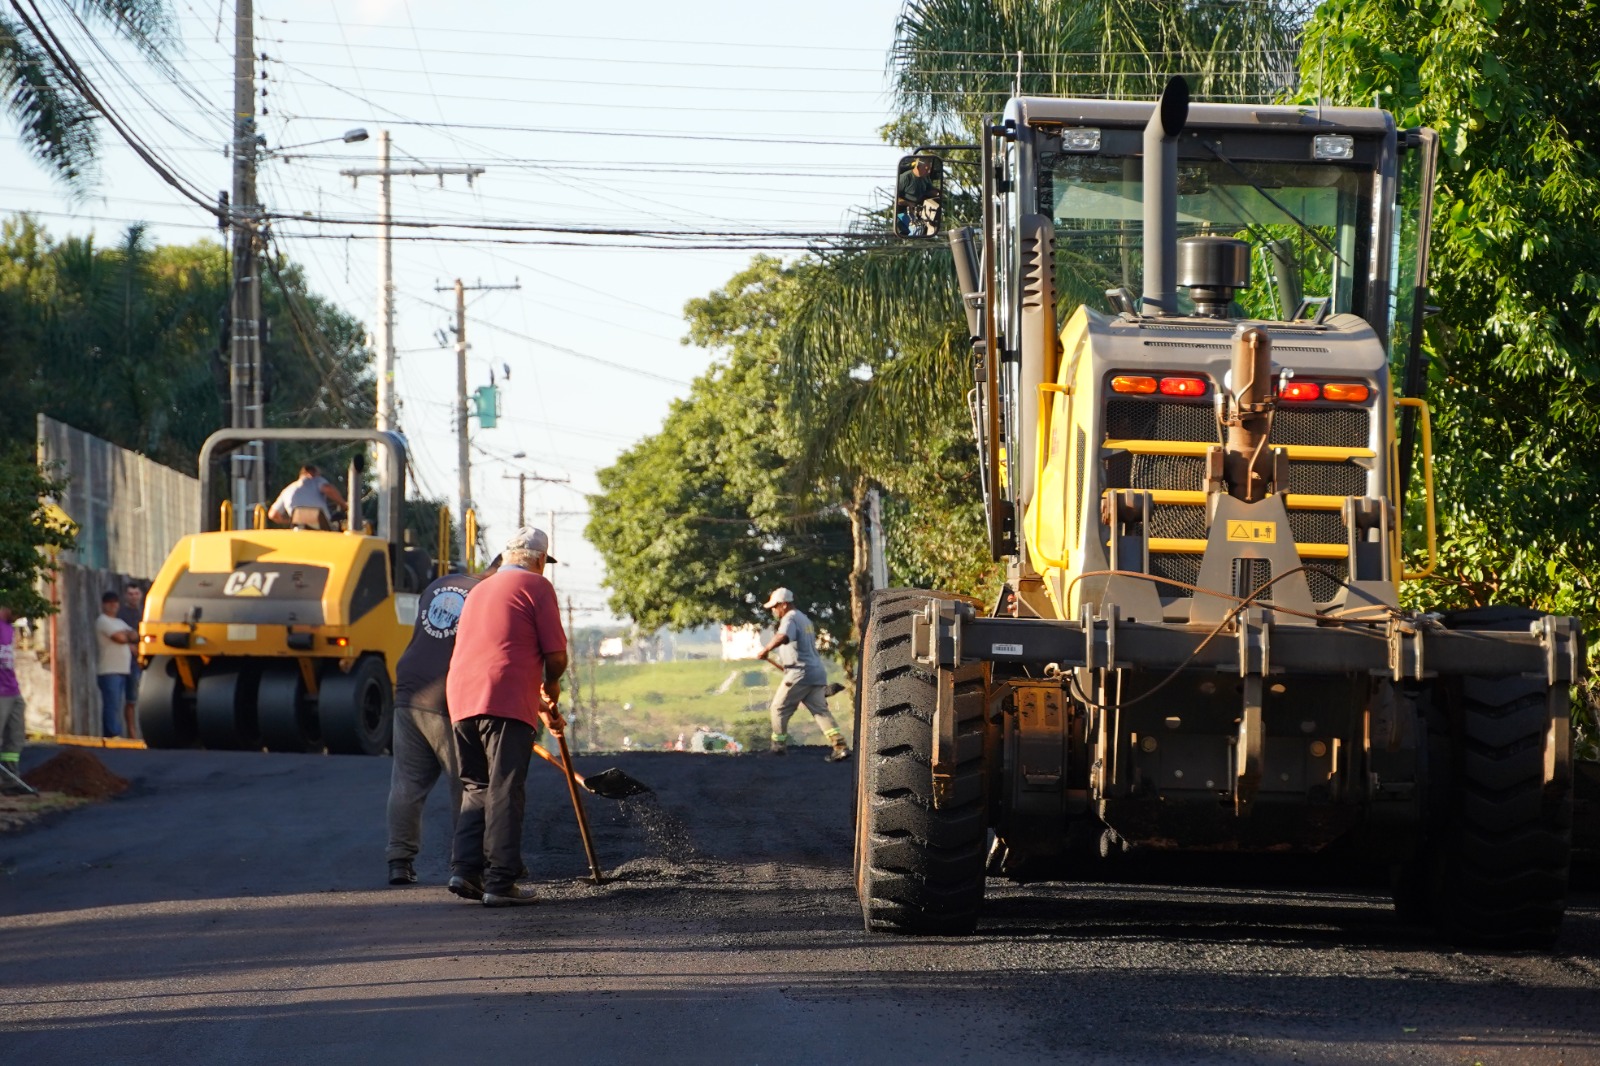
[503,526,557,564]
[763,587,794,608]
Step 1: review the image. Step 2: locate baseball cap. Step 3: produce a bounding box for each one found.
[503,526,558,563]
[763,587,794,608]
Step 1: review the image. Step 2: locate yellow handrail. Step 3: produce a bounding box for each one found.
[219,499,234,530]
[252,504,267,530]
[1397,397,1438,580]
[436,504,451,577]
[465,508,479,572]
[1028,382,1073,571]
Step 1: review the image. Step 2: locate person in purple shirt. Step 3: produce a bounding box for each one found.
[0,604,24,778]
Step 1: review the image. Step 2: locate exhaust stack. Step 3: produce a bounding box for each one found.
[1141,77,1190,316]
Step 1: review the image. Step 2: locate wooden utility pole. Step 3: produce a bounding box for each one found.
[501,470,569,528]
[434,278,520,533]
[341,150,484,432]
[228,0,263,522]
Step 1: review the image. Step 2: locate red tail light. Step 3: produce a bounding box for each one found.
[1280,380,1320,402]
[1158,376,1207,397]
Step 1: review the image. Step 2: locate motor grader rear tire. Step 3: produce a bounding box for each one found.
[855,588,988,935]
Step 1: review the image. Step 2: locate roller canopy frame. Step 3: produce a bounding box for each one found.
[198,428,409,544]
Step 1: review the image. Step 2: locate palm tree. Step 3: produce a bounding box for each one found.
[0,0,175,188]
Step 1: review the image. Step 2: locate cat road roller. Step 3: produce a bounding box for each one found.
[136,428,432,755]
[857,77,1583,947]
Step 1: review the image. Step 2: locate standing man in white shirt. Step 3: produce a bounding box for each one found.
[94,591,135,738]
[757,587,849,761]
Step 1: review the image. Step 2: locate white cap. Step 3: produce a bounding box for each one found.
[503,526,558,564]
[763,587,794,608]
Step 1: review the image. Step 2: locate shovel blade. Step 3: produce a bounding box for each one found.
[581,767,652,800]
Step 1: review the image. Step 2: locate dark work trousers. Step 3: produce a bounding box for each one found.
[386,703,463,863]
[450,714,535,894]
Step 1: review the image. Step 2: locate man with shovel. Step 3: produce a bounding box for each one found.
[758,587,849,762]
[446,528,567,907]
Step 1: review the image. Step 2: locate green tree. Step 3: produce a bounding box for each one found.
[1294,0,1600,621]
[0,447,74,618]
[0,0,175,188]
[588,261,854,642]
[0,216,375,478]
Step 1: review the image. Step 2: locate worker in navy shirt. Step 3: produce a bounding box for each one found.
[385,555,499,886]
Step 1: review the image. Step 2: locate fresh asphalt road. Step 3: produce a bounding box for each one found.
[3,744,1600,1065]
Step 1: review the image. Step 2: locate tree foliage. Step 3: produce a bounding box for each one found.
[1296,0,1600,621]
[587,259,853,643]
[0,215,375,477]
[0,0,175,189]
[0,447,74,618]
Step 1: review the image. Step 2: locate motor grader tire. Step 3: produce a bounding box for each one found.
[1419,607,1572,947]
[135,656,197,749]
[318,656,393,756]
[855,588,988,935]
[1430,681,1572,948]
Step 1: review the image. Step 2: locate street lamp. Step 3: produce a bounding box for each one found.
[266,128,370,160]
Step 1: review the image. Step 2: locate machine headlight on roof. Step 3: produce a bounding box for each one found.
[1061,128,1101,153]
[1313,134,1355,161]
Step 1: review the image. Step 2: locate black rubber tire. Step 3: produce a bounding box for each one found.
[135,656,197,749]
[318,656,393,756]
[194,666,262,751]
[257,666,320,753]
[855,588,988,935]
[1406,607,1573,947]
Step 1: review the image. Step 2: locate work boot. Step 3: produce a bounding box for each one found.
[482,885,539,907]
[447,874,484,901]
[827,741,851,763]
[388,860,417,885]
[769,741,787,755]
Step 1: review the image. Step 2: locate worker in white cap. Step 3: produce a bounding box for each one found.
[757,587,848,761]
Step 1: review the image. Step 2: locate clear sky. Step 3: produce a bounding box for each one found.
[5,0,913,624]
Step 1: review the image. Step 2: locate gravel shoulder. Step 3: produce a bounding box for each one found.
[2,744,1599,1065]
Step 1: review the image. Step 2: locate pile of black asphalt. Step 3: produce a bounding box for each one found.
[2,743,1599,1065]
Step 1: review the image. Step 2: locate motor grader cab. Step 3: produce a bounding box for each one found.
[857,77,1582,946]
[136,428,432,755]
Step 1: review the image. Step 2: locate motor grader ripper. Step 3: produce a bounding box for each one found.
[856,78,1582,946]
[135,428,434,755]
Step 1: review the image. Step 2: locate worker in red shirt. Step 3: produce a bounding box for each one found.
[444,527,567,907]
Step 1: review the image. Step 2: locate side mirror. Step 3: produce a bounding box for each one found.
[894,154,945,238]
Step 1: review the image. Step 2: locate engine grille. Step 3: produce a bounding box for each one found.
[1100,395,1371,604]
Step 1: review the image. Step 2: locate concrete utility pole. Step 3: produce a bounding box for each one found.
[228,0,264,522]
[436,278,520,531]
[341,147,485,432]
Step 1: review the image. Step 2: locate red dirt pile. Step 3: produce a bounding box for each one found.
[23,749,130,799]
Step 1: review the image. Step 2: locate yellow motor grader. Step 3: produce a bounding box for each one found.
[856,78,1581,947]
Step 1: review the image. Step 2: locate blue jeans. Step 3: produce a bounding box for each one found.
[97,674,126,738]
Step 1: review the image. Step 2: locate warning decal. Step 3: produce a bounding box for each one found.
[1226,521,1277,543]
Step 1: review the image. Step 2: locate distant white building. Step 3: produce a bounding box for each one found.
[720,624,767,661]
[598,636,627,659]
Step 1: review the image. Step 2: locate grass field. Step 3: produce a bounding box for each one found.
[563,657,851,752]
